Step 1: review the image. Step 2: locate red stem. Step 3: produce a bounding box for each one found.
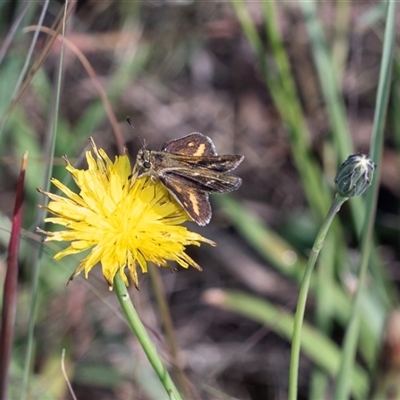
[0,153,27,400]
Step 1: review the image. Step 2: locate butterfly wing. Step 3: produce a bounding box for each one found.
[179,154,244,173]
[153,132,244,225]
[164,168,242,193]
[160,173,212,226]
[163,133,218,156]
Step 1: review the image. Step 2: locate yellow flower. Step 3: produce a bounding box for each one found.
[38,139,215,289]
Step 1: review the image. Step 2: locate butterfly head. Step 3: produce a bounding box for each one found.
[137,149,152,171]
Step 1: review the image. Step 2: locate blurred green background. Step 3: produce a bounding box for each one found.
[0,1,399,399]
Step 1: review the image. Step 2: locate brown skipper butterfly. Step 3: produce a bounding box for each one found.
[127,118,244,225]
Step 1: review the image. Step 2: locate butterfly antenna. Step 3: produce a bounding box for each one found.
[126,117,145,147]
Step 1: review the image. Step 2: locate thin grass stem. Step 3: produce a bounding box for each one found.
[20,3,70,398]
[232,0,330,218]
[334,2,397,398]
[299,0,391,308]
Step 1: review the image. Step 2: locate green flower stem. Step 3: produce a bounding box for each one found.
[289,194,348,400]
[114,274,182,400]
[148,265,190,399]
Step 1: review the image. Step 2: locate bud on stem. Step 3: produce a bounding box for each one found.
[335,153,376,198]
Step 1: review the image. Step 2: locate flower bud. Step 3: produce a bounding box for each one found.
[334,153,376,197]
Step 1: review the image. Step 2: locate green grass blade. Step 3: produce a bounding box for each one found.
[334,2,397,399]
[299,1,392,307]
[232,0,330,219]
[298,1,353,157]
[205,289,368,399]
[20,4,70,398]
[216,195,381,366]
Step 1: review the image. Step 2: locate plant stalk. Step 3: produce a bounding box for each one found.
[114,274,182,400]
[289,194,348,400]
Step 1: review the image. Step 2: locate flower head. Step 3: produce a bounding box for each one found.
[38,139,215,289]
[335,153,376,198]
